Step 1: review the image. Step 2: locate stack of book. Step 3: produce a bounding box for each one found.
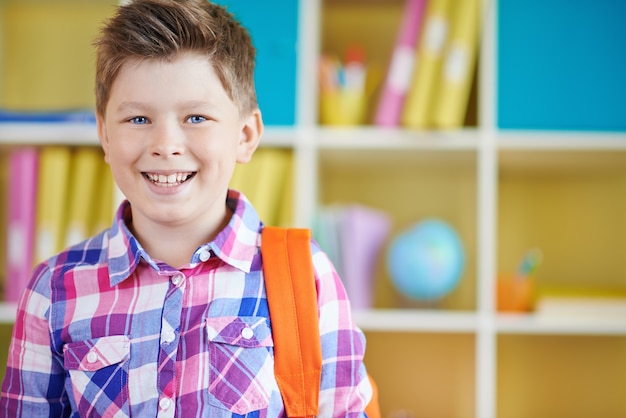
[3,145,114,303]
[373,0,481,129]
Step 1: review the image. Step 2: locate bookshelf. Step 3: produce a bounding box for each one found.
[2,0,626,417]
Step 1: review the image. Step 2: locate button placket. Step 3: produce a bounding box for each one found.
[159,397,172,411]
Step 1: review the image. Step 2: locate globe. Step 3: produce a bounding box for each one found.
[387,219,465,300]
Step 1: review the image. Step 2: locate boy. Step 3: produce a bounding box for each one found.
[0,0,373,416]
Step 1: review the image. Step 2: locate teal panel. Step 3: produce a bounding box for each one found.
[213,1,298,126]
[498,0,626,131]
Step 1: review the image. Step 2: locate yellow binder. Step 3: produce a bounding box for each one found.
[92,159,116,235]
[431,0,481,128]
[401,0,453,129]
[65,147,102,247]
[35,147,72,263]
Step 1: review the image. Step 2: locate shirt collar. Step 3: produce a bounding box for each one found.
[107,189,262,286]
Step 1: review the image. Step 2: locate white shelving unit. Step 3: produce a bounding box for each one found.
[2,0,626,416]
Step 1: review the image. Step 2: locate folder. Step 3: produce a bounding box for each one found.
[401,0,453,128]
[231,148,291,226]
[274,155,294,227]
[249,149,291,226]
[431,0,481,128]
[92,159,116,235]
[374,0,427,127]
[35,146,72,263]
[6,148,39,302]
[339,205,391,310]
[65,147,102,247]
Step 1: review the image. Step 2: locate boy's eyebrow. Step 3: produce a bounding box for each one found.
[115,100,215,113]
[115,101,151,113]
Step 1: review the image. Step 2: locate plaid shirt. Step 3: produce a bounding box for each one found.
[1,190,372,417]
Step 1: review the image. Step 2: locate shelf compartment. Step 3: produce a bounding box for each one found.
[365,331,475,418]
[497,149,626,296]
[319,147,478,311]
[497,334,626,418]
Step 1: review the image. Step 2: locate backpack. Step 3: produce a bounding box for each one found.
[261,226,381,418]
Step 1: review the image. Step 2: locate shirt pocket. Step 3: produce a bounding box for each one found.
[63,335,131,417]
[206,316,277,415]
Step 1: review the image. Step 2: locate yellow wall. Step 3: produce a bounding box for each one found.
[1,1,118,110]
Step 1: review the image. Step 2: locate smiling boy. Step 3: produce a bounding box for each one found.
[0,1,372,417]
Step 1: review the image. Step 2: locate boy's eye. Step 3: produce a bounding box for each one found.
[188,115,207,124]
[130,116,148,124]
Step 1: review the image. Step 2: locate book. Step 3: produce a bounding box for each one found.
[65,147,103,247]
[401,0,453,128]
[339,205,391,310]
[230,148,291,226]
[274,154,294,227]
[311,206,344,277]
[92,159,116,235]
[249,149,292,226]
[5,148,39,302]
[35,146,72,263]
[0,108,96,124]
[534,286,626,318]
[430,0,481,128]
[535,296,626,317]
[373,0,427,127]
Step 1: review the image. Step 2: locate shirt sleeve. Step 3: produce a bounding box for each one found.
[311,241,373,417]
[0,262,69,417]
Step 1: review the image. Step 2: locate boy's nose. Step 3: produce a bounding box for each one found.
[150,122,185,157]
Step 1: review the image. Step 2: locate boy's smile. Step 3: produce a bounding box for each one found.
[97,52,262,250]
[144,171,196,188]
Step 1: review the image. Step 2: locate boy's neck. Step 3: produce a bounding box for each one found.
[127,206,232,269]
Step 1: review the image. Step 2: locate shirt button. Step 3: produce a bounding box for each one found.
[87,351,98,364]
[199,249,211,262]
[163,330,176,344]
[241,327,254,340]
[171,273,184,286]
[159,397,172,411]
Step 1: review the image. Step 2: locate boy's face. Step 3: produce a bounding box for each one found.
[97,52,262,233]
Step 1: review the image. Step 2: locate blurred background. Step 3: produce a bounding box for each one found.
[1,0,626,417]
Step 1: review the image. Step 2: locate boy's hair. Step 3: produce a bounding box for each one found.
[94,0,257,117]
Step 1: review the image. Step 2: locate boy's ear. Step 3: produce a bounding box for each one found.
[96,113,111,164]
[236,108,263,164]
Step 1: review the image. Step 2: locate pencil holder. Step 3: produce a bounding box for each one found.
[319,90,366,126]
[496,274,535,312]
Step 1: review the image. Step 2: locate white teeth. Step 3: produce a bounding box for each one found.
[146,172,192,187]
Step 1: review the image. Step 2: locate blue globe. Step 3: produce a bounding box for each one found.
[387,219,465,300]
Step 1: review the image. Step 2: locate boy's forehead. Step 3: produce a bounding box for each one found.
[106,53,235,111]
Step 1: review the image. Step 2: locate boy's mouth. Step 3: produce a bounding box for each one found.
[144,172,195,187]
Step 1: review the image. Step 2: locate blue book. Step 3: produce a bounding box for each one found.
[0,109,96,124]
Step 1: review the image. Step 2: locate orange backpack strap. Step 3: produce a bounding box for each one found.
[261,226,322,418]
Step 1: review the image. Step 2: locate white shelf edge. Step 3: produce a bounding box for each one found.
[317,126,481,150]
[497,313,626,335]
[498,130,626,150]
[0,123,99,144]
[353,309,479,333]
[0,303,17,324]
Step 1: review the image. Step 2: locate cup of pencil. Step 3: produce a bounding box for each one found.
[318,48,367,126]
[496,248,542,312]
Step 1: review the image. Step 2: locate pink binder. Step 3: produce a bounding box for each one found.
[6,148,38,303]
[340,205,391,310]
[374,0,427,127]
